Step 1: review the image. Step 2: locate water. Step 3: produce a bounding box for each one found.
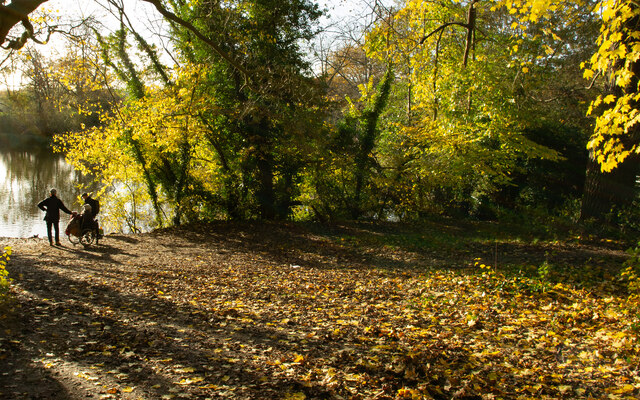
[1,137,92,238]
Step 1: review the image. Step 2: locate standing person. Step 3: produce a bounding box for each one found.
[81,192,101,243]
[37,188,73,246]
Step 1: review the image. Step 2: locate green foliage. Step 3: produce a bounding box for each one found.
[59,3,331,228]
[610,200,640,237]
[497,124,589,214]
[309,67,394,220]
[355,0,597,220]
[503,0,640,173]
[47,0,633,229]
[168,0,325,220]
[0,247,12,300]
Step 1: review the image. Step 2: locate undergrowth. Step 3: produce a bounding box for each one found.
[0,247,11,293]
[0,247,11,306]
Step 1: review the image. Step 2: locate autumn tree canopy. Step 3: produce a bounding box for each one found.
[3,0,639,228]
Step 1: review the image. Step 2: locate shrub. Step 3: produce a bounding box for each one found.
[0,246,11,300]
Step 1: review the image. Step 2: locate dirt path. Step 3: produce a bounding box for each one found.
[0,223,415,399]
[0,222,631,399]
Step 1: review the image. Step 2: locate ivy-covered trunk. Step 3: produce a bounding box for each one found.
[351,67,393,219]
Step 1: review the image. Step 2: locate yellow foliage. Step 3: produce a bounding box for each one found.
[54,62,224,232]
[0,247,11,298]
[504,0,640,172]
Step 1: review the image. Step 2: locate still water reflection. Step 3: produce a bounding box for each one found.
[1,145,91,238]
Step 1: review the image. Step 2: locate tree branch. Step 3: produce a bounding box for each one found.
[419,22,469,44]
[0,0,48,47]
[141,0,250,78]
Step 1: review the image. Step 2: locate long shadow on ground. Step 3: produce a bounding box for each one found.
[154,221,628,273]
[0,222,631,399]
[2,244,480,399]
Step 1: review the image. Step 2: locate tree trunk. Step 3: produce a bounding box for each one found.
[257,155,276,220]
[250,117,276,220]
[580,152,639,221]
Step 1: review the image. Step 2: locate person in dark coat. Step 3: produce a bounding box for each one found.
[38,188,73,246]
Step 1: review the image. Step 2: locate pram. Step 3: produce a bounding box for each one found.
[65,211,101,247]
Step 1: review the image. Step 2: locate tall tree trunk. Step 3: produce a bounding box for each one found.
[257,154,276,220]
[250,117,276,220]
[580,152,639,222]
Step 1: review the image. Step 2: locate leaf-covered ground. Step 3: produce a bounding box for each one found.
[0,221,638,399]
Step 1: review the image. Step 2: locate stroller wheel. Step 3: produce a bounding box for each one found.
[68,233,80,245]
[80,229,96,247]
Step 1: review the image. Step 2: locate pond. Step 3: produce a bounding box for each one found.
[1,134,93,238]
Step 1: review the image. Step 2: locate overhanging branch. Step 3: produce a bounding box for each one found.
[0,0,48,48]
[141,0,250,78]
[419,22,469,44]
